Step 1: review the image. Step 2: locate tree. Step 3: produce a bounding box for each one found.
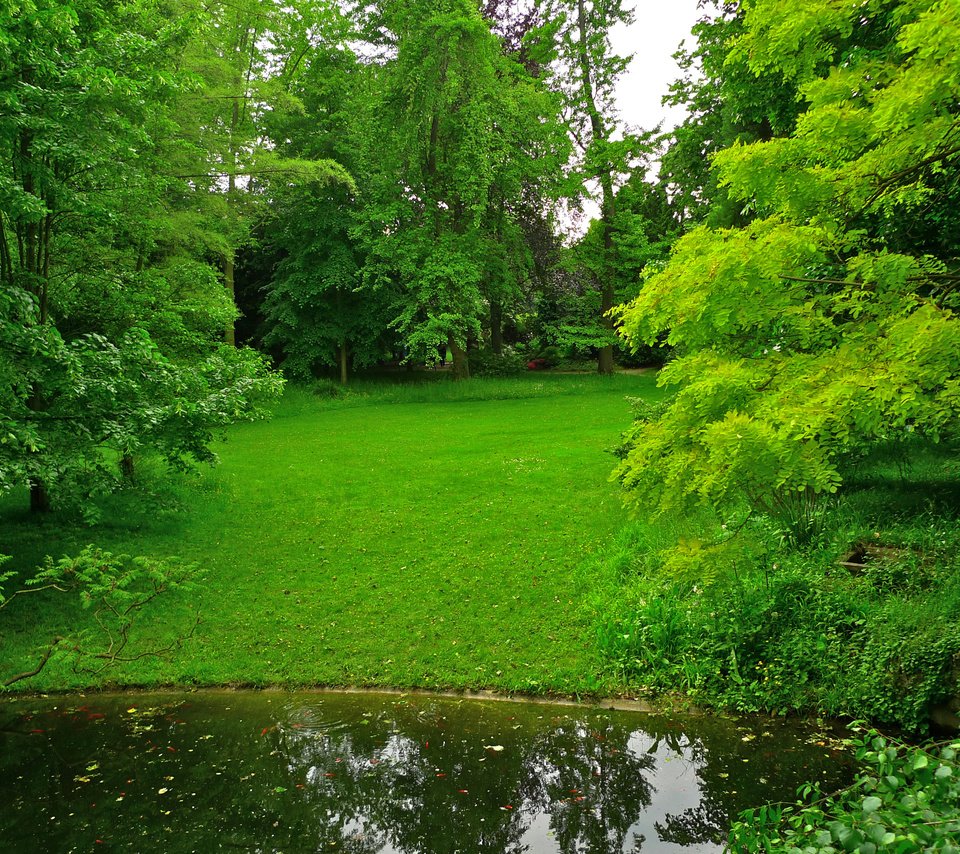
[564,171,680,364]
[539,0,648,373]
[658,1,805,226]
[259,39,399,383]
[0,0,283,512]
[354,0,567,379]
[169,0,354,347]
[615,0,960,538]
[0,547,201,688]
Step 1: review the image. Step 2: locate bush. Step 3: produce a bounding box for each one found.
[586,508,960,731]
[534,345,562,368]
[310,378,347,398]
[469,347,527,377]
[729,730,960,852]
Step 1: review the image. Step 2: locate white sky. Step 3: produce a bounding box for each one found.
[610,0,704,136]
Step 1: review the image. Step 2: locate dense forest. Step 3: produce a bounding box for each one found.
[3,0,960,847]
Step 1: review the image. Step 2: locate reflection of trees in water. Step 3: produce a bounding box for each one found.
[519,716,656,853]
[0,695,854,853]
[271,702,668,853]
[274,700,536,853]
[652,721,852,849]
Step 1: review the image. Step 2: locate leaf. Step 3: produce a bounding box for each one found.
[862,796,882,814]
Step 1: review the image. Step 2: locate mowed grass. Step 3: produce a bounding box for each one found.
[1,373,664,695]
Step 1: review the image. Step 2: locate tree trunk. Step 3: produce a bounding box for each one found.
[120,453,136,481]
[223,250,236,346]
[490,300,503,354]
[449,335,470,380]
[223,92,242,346]
[576,0,617,375]
[339,340,348,384]
[597,282,615,373]
[30,479,50,513]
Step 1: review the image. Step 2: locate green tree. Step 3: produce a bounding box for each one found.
[659,1,805,227]
[0,0,283,512]
[356,0,567,379]
[258,33,405,383]
[539,0,648,373]
[615,0,960,537]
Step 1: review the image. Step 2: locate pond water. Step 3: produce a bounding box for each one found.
[0,691,853,853]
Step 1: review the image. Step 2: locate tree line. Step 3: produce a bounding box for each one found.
[0,0,685,514]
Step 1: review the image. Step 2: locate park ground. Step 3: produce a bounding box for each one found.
[0,373,665,695]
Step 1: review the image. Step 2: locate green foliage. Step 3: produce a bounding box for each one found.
[588,451,960,731]
[469,347,527,377]
[0,281,283,509]
[616,0,960,525]
[728,730,960,853]
[345,0,569,375]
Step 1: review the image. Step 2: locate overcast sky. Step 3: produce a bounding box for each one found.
[571,1,703,228]
[610,0,704,134]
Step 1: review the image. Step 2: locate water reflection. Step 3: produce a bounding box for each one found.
[0,692,852,853]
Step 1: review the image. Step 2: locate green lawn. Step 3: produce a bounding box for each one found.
[1,373,663,695]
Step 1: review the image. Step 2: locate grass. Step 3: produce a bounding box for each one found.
[0,372,665,695]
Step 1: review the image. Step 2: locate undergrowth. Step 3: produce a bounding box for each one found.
[584,444,960,733]
[727,729,960,852]
[277,372,643,415]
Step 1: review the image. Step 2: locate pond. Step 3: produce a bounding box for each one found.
[0,691,853,853]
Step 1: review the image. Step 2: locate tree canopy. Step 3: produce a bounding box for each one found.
[615,0,960,534]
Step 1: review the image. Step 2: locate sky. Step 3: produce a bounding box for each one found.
[610,0,704,135]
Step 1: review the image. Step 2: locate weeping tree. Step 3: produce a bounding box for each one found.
[357,0,567,379]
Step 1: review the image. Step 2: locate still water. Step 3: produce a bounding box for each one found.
[0,691,852,853]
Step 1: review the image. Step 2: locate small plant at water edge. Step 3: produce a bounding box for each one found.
[727,729,960,853]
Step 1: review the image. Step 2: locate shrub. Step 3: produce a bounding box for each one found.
[728,730,960,853]
[469,347,527,377]
[587,509,960,731]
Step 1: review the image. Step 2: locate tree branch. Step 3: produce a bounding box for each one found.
[3,637,64,687]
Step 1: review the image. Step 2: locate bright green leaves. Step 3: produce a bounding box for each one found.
[617,217,829,354]
[614,0,960,524]
[720,0,960,225]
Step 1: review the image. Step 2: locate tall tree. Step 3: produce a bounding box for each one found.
[540,0,646,372]
[0,0,282,512]
[172,0,352,345]
[615,0,960,537]
[356,0,567,379]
